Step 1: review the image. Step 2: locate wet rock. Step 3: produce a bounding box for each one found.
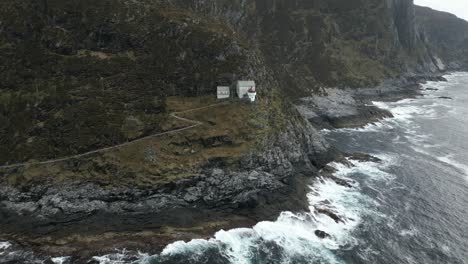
[1,115,339,220]
[1,201,38,214]
[320,165,338,176]
[183,187,202,202]
[329,176,353,188]
[0,116,339,258]
[319,166,354,188]
[317,208,343,223]
[315,230,330,239]
[347,153,382,163]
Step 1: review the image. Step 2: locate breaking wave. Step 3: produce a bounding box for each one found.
[4,72,468,264]
[84,154,394,264]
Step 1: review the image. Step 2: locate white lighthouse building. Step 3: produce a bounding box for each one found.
[236,80,256,102]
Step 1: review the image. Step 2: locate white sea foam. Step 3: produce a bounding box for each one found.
[92,151,397,264]
[357,245,380,262]
[141,156,395,264]
[376,102,421,122]
[0,242,11,250]
[160,215,344,264]
[437,155,468,177]
[331,154,396,183]
[353,121,394,133]
[410,145,432,156]
[307,178,362,247]
[399,227,419,237]
[92,250,148,264]
[51,256,71,264]
[329,96,436,135]
[441,245,451,253]
[421,81,449,92]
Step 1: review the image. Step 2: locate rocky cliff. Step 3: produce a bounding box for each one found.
[1,0,468,260]
[167,0,468,88]
[1,0,467,163]
[415,5,468,69]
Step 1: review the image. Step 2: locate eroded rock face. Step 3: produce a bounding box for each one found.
[389,0,417,49]
[0,116,337,220]
[180,0,468,87]
[0,115,339,260]
[1,0,468,258]
[2,0,467,166]
[415,5,468,67]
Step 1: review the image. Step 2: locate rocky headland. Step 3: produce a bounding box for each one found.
[1,0,468,262]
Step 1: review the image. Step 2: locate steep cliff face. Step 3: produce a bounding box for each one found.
[1,0,468,257]
[415,6,468,69]
[170,0,467,91]
[1,0,467,220]
[1,0,467,214]
[390,0,417,49]
[0,0,256,164]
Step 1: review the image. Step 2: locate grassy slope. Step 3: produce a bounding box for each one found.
[2,95,289,188]
[2,0,466,187]
[0,0,250,165]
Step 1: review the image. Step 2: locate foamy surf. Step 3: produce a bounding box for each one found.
[332,154,396,183]
[105,155,395,264]
[332,99,431,135]
[0,242,11,251]
[91,250,149,264]
[86,154,395,264]
[7,73,468,264]
[51,256,71,264]
[437,155,468,177]
[373,101,430,123]
[0,241,12,259]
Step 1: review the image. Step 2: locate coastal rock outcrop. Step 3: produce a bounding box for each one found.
[1,0,468,260]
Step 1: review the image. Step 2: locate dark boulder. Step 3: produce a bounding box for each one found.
[347,152,382,163]
[314,230,330,239]
[317,208,344,223]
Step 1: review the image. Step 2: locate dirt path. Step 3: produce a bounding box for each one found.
[0,102,226,170]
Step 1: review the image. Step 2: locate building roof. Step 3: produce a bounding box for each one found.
[237,80,255,86]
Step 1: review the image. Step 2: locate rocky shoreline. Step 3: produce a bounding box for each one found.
[0,116,339,262]
[0,71,456,263]
[1,0,468,262]
[296,74,449,130]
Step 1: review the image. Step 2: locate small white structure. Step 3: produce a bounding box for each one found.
[217,86,230,99]
[247,89,257,102]
[236,80,256,102]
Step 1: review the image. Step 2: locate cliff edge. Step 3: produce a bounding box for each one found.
[1,0,468,260]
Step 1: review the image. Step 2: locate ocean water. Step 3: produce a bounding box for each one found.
[2,72,468,263]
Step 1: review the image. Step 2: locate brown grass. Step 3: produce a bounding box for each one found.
[2,96,271,188]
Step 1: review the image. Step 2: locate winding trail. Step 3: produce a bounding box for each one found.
[0,102,226,170]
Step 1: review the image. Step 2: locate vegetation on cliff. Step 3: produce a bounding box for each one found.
[0,0,251,165]
[2,0,468,259]
[415,6,468,64]
[1,0,468,176]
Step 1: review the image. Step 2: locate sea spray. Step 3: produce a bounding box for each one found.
[0,242,11,251]
[131,156,395,264]
[89,72,468,264]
